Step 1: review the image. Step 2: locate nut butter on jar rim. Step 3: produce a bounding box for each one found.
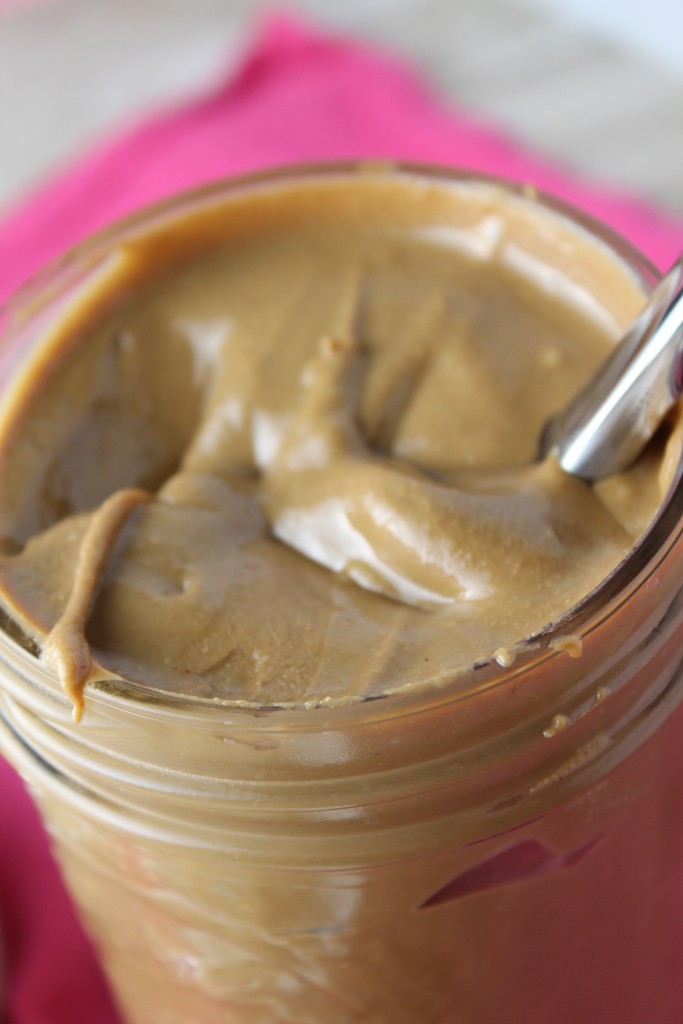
[0,163,682,1024]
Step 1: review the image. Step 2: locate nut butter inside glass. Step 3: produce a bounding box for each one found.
[1,167,683,1024]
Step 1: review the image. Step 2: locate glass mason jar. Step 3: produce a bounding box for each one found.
[1,165,683,1024]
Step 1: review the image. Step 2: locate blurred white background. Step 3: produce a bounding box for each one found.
[527,0,683,76]
[0,0,681,214]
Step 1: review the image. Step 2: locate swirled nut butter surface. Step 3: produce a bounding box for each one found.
[0,173,676,716]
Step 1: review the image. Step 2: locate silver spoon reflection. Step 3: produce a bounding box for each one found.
[541,255,683,481]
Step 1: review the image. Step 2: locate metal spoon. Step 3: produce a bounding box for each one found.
[540,255,683,481]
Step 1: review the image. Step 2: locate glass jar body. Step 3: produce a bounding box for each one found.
[1,165,683,1024]
[3,647,683,1024]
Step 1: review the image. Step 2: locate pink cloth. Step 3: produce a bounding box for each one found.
[2,12,683,307]
[1,13,682,1024]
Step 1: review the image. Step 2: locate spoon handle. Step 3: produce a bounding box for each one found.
[541,256,683,481]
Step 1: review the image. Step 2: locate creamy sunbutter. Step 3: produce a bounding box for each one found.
[0,174,675,716]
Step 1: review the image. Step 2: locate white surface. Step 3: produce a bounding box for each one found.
[525,0,683,77]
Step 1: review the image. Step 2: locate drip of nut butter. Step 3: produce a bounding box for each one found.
[0,175,677,717]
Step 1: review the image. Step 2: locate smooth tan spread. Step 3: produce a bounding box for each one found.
[0,174,675,715]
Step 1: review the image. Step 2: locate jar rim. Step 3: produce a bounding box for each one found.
[1,159,680,730]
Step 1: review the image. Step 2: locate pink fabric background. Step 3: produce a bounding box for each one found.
[0,13,682,1023]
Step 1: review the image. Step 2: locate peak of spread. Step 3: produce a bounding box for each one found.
[0,174,675,712]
